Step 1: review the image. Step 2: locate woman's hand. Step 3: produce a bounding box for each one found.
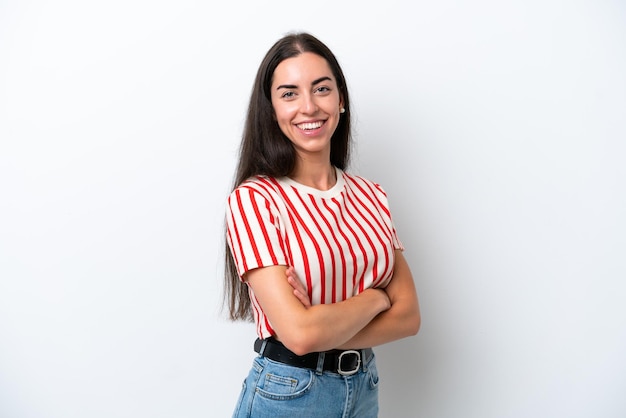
[335,250,420,349]
[286,266,312,308]
[286,267,391,312]
[245,265,390,355]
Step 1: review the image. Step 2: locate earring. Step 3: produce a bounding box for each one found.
[340,107,345,114]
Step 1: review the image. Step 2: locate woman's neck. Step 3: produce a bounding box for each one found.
[289,162,337,191]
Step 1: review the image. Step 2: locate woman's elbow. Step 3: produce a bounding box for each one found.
[405,309,421,337]
[409,313,421,336]
[283,340,315,356]
[277,329,322,356]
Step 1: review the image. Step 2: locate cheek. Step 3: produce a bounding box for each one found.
[271,108,290,135]
[273,104,296,126]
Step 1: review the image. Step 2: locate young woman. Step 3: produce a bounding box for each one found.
[224,32,420,417]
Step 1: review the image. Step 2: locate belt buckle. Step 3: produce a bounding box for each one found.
[337,350,361,376]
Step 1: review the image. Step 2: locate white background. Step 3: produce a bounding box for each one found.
[1,1,625,417]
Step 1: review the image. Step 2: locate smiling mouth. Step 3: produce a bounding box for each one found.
[296,121,324,130]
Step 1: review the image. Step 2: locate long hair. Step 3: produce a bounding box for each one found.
[224,32,353,321]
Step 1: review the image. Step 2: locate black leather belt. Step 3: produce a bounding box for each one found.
[254,338,373,376]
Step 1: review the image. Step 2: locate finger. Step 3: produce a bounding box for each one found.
[287,275,306,293]
[293,289,312,308]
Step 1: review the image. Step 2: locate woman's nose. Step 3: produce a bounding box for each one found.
[300,94,318,114]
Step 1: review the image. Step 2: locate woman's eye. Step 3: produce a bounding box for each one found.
[316,86,330,93]
[281,91,296,99]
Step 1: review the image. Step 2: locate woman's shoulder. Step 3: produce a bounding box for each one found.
[229,175,283,199]
[341,170,388,196]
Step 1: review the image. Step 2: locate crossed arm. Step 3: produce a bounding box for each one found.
[244,250,420,355]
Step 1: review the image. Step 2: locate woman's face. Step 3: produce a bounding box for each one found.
[270,52,344,161]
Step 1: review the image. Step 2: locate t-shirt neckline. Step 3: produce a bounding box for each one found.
[278,167,345,198]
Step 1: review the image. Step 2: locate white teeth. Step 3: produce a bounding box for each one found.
[297,121,323,130]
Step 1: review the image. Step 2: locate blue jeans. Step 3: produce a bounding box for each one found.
[232,351,380,417]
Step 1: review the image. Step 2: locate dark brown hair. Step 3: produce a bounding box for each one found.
[224,32,352,321]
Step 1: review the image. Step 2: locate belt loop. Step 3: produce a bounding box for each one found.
[361,349,368,372]
[259,339,268,357]
[315,352,325,375]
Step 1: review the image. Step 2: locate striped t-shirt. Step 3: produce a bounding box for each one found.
[226,167,404,339]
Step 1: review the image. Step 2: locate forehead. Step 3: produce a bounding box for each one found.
[271,52,334,86]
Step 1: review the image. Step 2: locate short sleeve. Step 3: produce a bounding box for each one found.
[372,183,405,252]
[226,186,289,280]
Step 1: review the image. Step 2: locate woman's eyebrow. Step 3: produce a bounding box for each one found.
[311,76,332,85]
[276,76,333,90]
[276,83,297,90]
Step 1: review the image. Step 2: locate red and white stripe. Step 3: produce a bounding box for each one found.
[226,169,403,339]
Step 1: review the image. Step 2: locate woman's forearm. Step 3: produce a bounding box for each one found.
[290,287,392,353]
[246,265,391,355]
[336,298,420,349]
[337,250,421,349]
